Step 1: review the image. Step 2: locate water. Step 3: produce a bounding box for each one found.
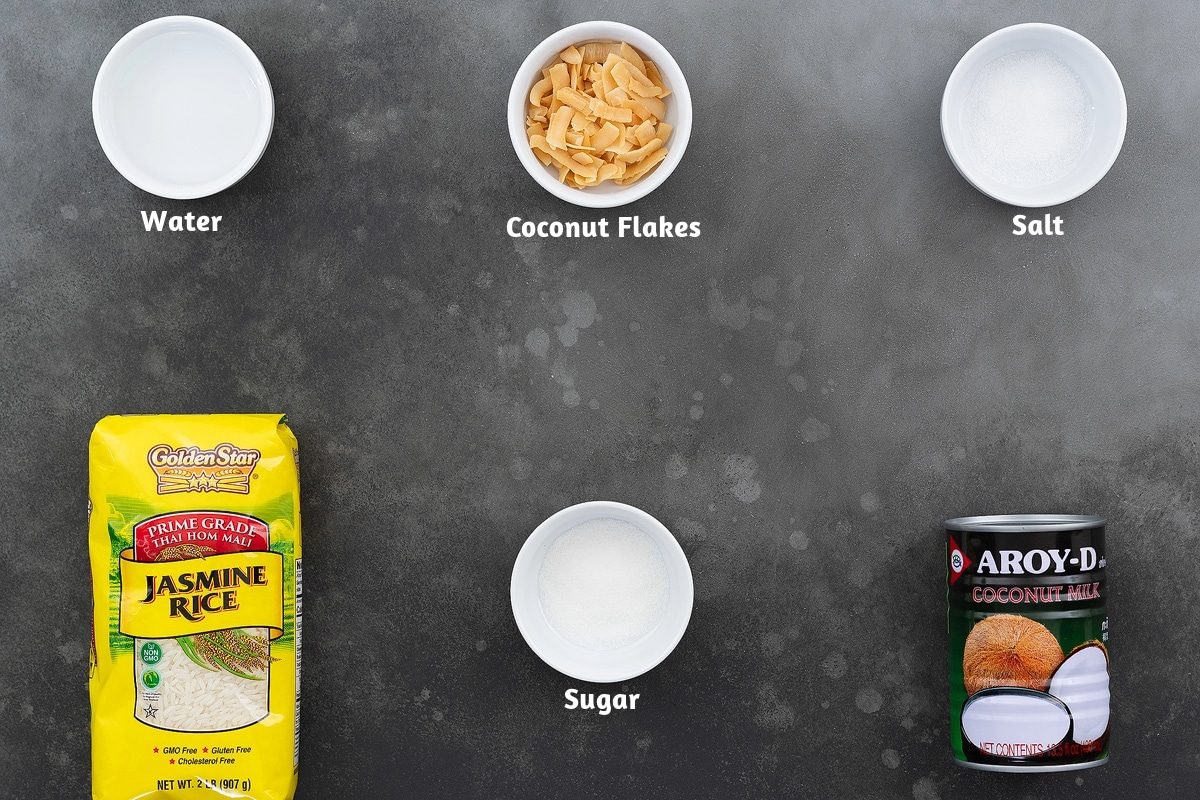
[108,30,266,185]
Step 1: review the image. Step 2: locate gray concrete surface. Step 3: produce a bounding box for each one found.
[2,1,1198,797]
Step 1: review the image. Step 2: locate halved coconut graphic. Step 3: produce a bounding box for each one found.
[961,688,1072,758]
[1048,641,1110,745]
[963,614,1063,694]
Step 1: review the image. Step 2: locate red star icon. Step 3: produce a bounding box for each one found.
[203,747,208,753]
[153,748,159,753]
[169,759,175,765]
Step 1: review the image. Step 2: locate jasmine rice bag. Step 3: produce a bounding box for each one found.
[89,414,301,800]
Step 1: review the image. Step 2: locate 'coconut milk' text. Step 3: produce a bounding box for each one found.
[971,583,1101,604]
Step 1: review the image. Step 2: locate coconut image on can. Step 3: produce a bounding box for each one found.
[947,515,1109,772]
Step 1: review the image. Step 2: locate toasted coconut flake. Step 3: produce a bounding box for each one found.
[556,86,591,113]
[529,76,552,107]
[546,105,575,150]
[580,42,621,64]
[548,62,570,91]
[619,42,645,72]
[612,59,661,98]
[591,121,622,152]
[643,61,670,97]
[615,147,668,184]
[617,137,663,164]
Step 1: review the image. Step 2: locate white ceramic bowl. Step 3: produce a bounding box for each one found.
[507,21,692,208]
[511,501,694,683]
[93,16,274,199]
[941,23,1126,207]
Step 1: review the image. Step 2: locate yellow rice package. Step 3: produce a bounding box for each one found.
[89,415,301,800]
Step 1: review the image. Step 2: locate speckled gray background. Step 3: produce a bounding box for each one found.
[2,0,1198,798]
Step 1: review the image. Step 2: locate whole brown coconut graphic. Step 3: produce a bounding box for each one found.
[963,614,1064,695]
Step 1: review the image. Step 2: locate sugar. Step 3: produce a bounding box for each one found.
[963,49,1094,189]
[538,518,670,651]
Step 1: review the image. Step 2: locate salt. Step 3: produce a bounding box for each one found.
[963,49,1094,189]
[538,518,669,650]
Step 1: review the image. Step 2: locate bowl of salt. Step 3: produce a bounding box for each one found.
[511,501,693,683]
[941,23,1126,207]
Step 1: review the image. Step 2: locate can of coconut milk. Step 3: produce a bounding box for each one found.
[947,515,1109,772]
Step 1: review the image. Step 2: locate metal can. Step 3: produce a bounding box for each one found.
[947,515,1109,772]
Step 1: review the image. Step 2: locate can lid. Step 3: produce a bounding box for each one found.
[945,514,1105,532]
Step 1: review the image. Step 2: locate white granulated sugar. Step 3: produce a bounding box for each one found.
[963,49,1094,188]
[538,518,669,650]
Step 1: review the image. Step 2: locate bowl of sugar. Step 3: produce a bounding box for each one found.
[511,501,693,683]
[941,23,1126,208]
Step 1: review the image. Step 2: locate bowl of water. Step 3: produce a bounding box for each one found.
[93,16,274,199]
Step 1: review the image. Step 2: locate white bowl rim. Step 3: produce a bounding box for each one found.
[510,500,694,683]
[507,20,693,209]
[940,22,1127,208]
[92,15,275,200]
